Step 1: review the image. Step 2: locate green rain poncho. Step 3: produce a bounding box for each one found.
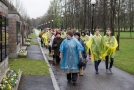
[101,36,118,60]
[86,34,102,62]
[42,32,49,46]
[81,35,90,54]
[81,35,90,43]
[61,32,66,39]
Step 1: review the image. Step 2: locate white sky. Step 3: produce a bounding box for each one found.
[16,0,52,19]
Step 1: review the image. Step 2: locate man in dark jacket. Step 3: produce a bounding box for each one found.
[74,32,87,76]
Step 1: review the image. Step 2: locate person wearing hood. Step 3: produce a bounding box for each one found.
[59,30,84,86]
[74,32,87,76]
[81,30,90,43]
[81,30,90,58]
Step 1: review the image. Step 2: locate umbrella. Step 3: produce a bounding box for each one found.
[45,28,51,30]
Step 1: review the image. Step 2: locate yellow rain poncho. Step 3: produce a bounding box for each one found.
[61,32,66,39]
[42,33,49,46]
[101,36,118,60]
[86,34,102,62]
[81,35,90,54]
[81,35,90,43]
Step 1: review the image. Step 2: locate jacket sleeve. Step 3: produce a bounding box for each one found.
[52,38,56,49]
[81,40,87,58]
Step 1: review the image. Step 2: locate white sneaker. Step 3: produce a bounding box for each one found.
[106,69,109,73]
[109,68,113,74]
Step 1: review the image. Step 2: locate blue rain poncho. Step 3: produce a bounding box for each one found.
[59,37,84,73]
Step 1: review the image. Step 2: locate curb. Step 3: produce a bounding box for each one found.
[35,29,60,90]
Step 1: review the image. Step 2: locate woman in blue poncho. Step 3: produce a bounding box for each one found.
[59,30,84,86]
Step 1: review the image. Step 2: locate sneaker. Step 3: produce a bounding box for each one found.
[106,69,109,73]
[109,68,113,74]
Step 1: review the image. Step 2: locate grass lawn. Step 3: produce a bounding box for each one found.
[9,58,50,76]
[28,33,37,39]
[30,42,39,45]
[114,39,134,75]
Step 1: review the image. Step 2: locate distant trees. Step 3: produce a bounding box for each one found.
[36,0,134,32]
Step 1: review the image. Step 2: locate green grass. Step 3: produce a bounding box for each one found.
[30,42,39,45]
[9,58,50,76]
[114,39,134,75]
[28,33,37,39]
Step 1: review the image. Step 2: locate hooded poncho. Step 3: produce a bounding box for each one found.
[59,37,84,73]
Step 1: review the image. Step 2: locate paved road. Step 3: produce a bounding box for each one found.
[37,29,134,90]
[42,41,134,90]
[50,60,134,90]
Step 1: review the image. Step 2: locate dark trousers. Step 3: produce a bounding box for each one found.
[105,56,114,69]
[48,45,51,54]
[89,49,91,55]
[55,56,60,64]
[41,39,44,46]
[67,73,78,82]
[94,60,101,71]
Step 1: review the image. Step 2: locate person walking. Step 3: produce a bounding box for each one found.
[52,33,63,65]
[101,28,118,73]
[48,32,55,55]
[59,30,84,86]
[61,30,66,39]
[74,32,87,76]
[87,29,102,74]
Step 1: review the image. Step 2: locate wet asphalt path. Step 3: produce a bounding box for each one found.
[38,29,134,90]
[50,60,134,90]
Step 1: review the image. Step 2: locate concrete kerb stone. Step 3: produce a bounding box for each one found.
[35,30,60,90]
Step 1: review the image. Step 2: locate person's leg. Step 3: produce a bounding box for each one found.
[109,58,114,73]
[48,45,51,54]
[105,56,109,73]
[57,56,60,64]
[79,66,84,76]
[94,61,99,74]
[72,73,78,85]
[55,56,58,64]
[55,56,60,64]
[89,49,91,59]
[98,60,101,66]
[109,58,114,68]
[41,39,43,47]
[67,73,71,82]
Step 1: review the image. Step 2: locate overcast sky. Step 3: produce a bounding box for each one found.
[20,0,52,19]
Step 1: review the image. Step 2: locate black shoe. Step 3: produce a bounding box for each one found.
[96,71,99,74]
[68,80,71,83]
[73,81,77,86]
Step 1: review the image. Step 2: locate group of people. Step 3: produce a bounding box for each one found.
[39,28,118,86]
